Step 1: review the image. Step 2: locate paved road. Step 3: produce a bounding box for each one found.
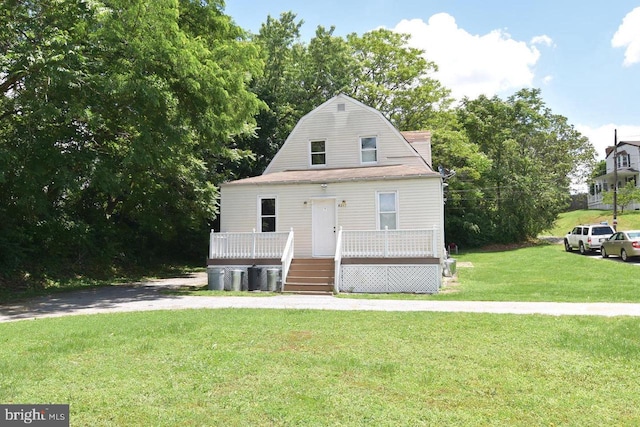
[2,272,640,323]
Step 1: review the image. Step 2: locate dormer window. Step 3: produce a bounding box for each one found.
[360,136,377,163]
[310,140,326,166]
[617,153,630,168]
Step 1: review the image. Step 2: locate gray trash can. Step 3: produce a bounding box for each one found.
[443,258,457,277]
[248,266,262,291]
[207,267,224,291]
[266,268,280,292]
[230,269,244,291]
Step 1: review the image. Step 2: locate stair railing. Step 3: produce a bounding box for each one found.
[333,226,343,294]
[280,228,295,289]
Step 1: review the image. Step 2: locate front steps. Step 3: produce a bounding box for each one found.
[283,258,334,295]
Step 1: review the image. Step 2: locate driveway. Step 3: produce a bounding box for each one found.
[2,272,640,322]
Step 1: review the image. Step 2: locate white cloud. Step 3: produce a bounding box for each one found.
[392,13,550,100]
[576,123,640,160]
[612,7,640,66]
[531,35,554,47]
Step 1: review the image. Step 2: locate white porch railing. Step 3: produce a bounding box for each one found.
[340,227,438,258]
[281,229,295,287]
[209,229,290,259]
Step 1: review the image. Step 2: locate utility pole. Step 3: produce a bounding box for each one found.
[613,129,618,231]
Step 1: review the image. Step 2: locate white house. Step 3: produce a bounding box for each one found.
[589,141,640,210]
[209,94,446,294]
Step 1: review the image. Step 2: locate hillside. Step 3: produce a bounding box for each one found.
[542,210,640,236]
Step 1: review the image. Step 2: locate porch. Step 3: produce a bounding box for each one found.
[207,227,442,294]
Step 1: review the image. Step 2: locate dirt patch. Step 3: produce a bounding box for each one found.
[456,262,474,268]
[440,276,461,294]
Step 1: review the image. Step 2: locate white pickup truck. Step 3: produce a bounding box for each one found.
[564,224,615,254]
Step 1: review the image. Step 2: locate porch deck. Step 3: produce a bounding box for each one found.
[208,227,442,294]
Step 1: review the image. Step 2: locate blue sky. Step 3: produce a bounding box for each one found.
[224,0,640,160]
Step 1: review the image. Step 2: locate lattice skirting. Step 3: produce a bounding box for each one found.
[340,265,441,294]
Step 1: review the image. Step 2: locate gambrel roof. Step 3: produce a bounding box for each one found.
[605,140,640,158]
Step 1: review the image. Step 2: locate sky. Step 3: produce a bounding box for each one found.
[224,0,640,163]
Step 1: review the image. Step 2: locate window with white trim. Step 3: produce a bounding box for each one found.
[361,136,377,163]
[377,191,397,230]
[259,197,276,232]
[617,153,630,168]
[310,140,326,166]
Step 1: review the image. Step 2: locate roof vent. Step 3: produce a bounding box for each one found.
[337,103,345,112]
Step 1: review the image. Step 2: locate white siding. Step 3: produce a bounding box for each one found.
[605,143,640,175]
[221,177,445,258]
[265,95,425,174]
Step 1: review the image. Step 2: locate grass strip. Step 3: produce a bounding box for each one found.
[1,309,639,426]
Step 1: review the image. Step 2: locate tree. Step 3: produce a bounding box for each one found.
[602,181,640,213]
[345,29,453,130]
[591,160,607,179]
[456,89,596,244]
[0,0,262,281]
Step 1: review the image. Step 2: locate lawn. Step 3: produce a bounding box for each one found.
[438,243,640,302]
[542,209,640,237]
[2,309,640,426]
[333,242,640,303]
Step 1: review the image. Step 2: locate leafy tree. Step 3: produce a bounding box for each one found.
[456,89,595,244]
[602,181,640,213]
[345,29,453,130]
[0,0,262,282]
[591,160,607,179]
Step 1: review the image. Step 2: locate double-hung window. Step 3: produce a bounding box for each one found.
[259,197,276,232]
[310,140,326,166]
[361,136,377,163]
[617,154,630,168]
[377,191,397,230]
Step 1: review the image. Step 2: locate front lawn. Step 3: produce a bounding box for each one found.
[2,309,639,426]
[436,243,640,302]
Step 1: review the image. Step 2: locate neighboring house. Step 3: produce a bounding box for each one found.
[589,141,640,210]
[208,94,446,294]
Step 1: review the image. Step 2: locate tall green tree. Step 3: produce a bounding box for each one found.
[456,89,595,244]
[0,0,262,281]
[345,29,452,130]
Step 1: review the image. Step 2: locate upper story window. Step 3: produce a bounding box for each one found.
[259,197,276,232]
[361,136,377,163]
[310,140,326,166]
[617,153,630,168]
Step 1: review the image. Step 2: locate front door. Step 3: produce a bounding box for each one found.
[312,198,336,257]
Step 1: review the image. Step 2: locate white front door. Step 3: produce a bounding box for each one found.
[312,198,336,257]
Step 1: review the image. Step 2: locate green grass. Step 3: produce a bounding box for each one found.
[543,209,640,236]
[2,309,640,426]
[439,243,640,302]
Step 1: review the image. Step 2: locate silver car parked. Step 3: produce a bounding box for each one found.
[601,230,640,262]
